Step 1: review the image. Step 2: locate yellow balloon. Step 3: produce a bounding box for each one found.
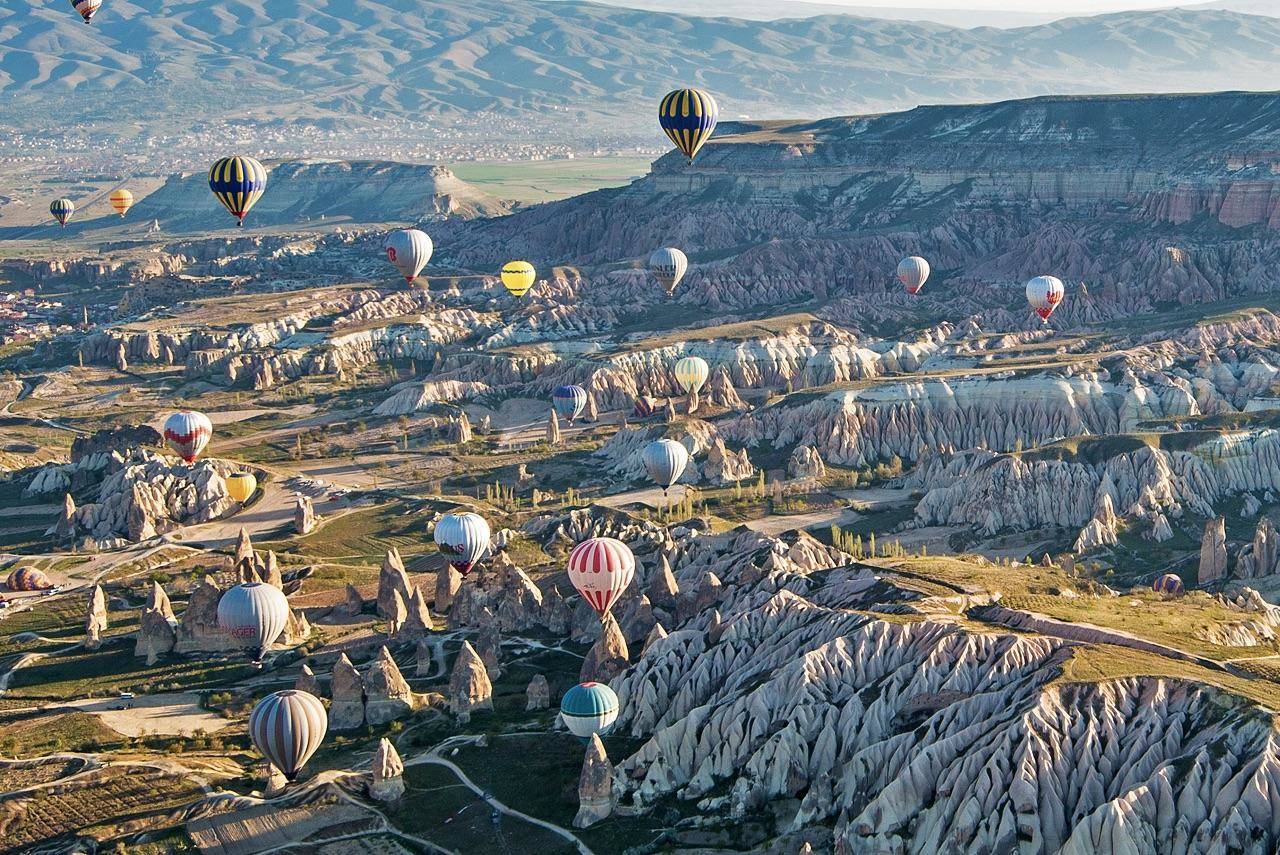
[501,261,536,297]
[109,188,133,217]
[227,472,257,503]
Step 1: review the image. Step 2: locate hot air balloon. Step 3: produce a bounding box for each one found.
[71,0,101,23]
[226,472,257,504]
[109,188,133,218]
[501,261,536,297]
[897,257,930,295]
[567,537,635,619]
[658,88,719,164]
[434,512,491,576]
[1153,573,1184,595]
[633,396,660,418]
[217,582,290,655]
[163,411,212,463]
[50,199,74,227]
[249,690,328,781]
[674,356,709,396]
[384,229,433,285]
[208,156,267,227]
[561,682,619,739]
[1026,276,1065,323]
[649,247,688,297]
[6,566,53,592]
[552,385,588,425]
[642,439,689,496]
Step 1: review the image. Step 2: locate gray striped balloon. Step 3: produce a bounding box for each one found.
[642,438,690,494]
[249,689,328,781]
[433,511,491,575]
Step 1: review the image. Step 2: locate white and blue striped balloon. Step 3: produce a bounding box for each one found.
[434,511,491,576]
[552,385,588,424]
[642,439,689,494]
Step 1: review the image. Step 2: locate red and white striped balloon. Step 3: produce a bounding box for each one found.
[567,537,635,619]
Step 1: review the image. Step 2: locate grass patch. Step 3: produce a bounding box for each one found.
[0,711,125,757]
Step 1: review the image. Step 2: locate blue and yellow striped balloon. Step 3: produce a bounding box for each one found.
[208,156,268,227]
[658,88,719,164]
[50,198,74,227]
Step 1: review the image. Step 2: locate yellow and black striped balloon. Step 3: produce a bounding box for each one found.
[501,260,536,297]
[658,88,719,163]
[208,156,268,226]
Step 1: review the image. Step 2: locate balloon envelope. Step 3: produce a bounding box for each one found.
[552,385,588,424]
[1026,275,1065,322]
[649,247,688,296]
[897,257,930,295]
[434,512,491,576]
[561,682,619,738]
[163,411,212,463]
[658,88,719,163]
[7,566,53,591]
[217,582,290,654]
[642,439,689,493]
[674,356,709,395]
[50,198,74,226]
[208,156,268,226]
[1153,573,1184,595]
[567,537,635,618]
[249,690,328,781]
[384,229,433,285]
[501,261,536,297]
[109,188,133,217]
[226,472,256,503]
[71,0,101,22]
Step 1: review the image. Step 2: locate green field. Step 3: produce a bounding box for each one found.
[449,157,653,204]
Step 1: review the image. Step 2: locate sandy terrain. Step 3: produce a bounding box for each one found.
[65,691,230,737]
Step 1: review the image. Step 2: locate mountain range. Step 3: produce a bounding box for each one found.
[6,0,1280,136]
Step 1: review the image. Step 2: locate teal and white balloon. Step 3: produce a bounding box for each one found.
[561,682,619,738]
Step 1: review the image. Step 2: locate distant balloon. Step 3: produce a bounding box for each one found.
[249,690,328,781]
[561,682,619,739]
[658,88,719,164]
[567,536,635,619]
[649,247,688,297]
[71,0,101,23]
[217,582,290,655]
[50,198,74,227]
[633,396,660,418]
[673,356,709,396]
[109,188,134,217]
[897,256,930,295]
[501,260,536,297]
[163,411,212,463]
[6,566,53,592]
[384,229,433,285]
[642,439,689,495]
[434,512,491,576]
[1153,573,1184,595]
[552,385,588,425]
[208,156,268,227]
[1026,275,1065,323]
[226,472,256,504]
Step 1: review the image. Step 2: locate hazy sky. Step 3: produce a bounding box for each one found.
[806,0,1179,8]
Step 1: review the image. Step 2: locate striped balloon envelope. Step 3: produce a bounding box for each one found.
[1152,573,1184,596]
[383,228,433,285]
[658,88,719,164]
[673,356,709,395]
[226,472,257,503]
[567,537,636,619]
[561,682,619,739]
[71,0,101,23]
[208,156,268,226]
[50,198,74,227]
[552,385,588,425]
[163,410,212,463]
[109,188,134,217]
[249,690,328,781]
[501,261,536,297]
[649,247,688,296]
[897,256,930,295]
[433,511,491,576]
[642,439,689,495]
[1026,275,1065,323]
[217,582,291,655]
[6,566,53,591]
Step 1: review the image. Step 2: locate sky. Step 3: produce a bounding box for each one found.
[806,0,1180,8]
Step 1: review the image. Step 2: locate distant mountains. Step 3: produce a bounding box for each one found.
[6,0,1280,133]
